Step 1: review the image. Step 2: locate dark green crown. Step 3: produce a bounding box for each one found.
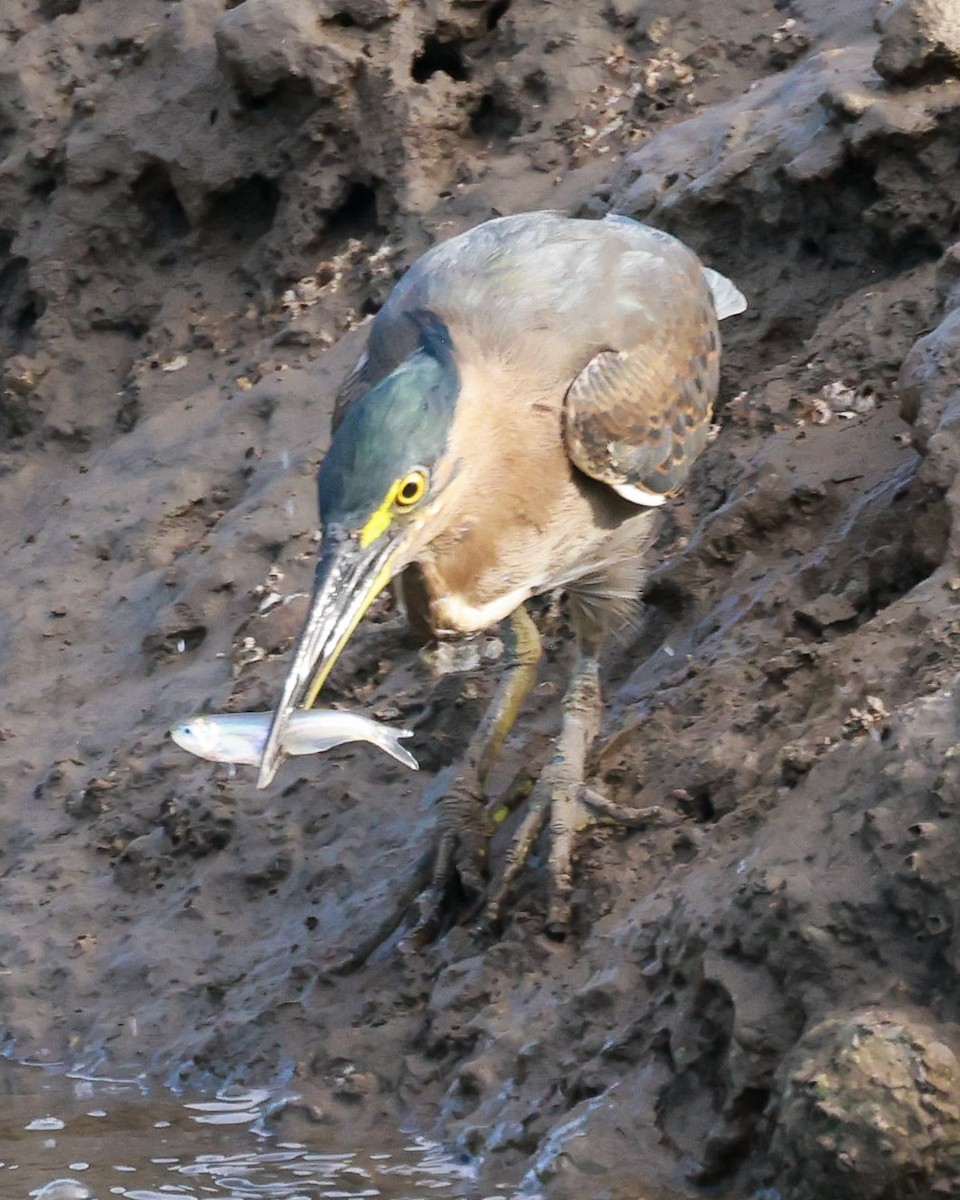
[318,314,459,528]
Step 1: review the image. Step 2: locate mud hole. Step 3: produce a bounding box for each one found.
[5,0,960,1196]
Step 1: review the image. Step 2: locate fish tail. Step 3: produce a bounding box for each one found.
[377,728,419,771]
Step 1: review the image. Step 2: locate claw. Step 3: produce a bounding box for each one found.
[578,786,683,829]
[435,779,492,896]
[484,786,551,924]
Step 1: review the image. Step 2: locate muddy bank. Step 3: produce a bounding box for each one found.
[4,0,960,1195]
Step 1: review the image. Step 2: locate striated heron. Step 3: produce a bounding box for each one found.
[256,210,746,930]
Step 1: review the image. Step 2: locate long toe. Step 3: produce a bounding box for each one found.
[545,766,594,933]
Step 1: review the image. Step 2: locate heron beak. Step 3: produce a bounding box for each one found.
[256,530,399,788]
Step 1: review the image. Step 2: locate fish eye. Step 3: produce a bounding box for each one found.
[394,469,428,509]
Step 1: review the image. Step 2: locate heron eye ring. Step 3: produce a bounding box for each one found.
[395,470,428,508]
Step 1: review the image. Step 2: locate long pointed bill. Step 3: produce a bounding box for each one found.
[256,531,398,788]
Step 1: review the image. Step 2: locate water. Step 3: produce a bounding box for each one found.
[0,1069,493,1200]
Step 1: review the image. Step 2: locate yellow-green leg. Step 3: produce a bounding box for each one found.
[421,603,542,915]
[465,603,542,790]
[484,646,602,930]
[482,609,681,930]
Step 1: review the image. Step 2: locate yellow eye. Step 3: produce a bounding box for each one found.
[394,469,428,509]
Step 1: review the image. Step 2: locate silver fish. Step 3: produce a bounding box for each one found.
[170,710,418,771]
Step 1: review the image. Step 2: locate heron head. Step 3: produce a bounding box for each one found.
[257,312,460,787]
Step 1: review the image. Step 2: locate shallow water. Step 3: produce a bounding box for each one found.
[1,1069,490,1200]
[2,1066,727,1200]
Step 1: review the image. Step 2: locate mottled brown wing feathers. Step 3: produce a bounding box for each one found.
[564,285,720,500]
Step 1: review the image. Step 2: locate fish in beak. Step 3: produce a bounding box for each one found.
[256,313,461,789]
[256,528,399,789]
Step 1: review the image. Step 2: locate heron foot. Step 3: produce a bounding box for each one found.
[482,749,584,932]
[481,779,683,933]
[434,776,494,899]
[411,606,544,941]
[410,638,678,939]
[579,786,684,830]
[488,649,604,933]
[407,775,494,943]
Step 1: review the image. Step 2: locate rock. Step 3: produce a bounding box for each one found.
[899,306,960,457]
[936,239,960,311]
[794,593,860,633]
[771,1009,960,1200]
[898,242,960,471]
[215,0,357,100]
[874,0,960,83]
[318,0,402,25]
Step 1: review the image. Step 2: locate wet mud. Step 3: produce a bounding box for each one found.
[4,0,960,1196]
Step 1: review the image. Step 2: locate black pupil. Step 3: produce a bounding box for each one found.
[401,479,419,501]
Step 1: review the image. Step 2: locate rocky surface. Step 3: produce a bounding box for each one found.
[4,0,960,1196]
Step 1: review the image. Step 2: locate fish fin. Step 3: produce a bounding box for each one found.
[283,735,351,756]
[380,728,419,771]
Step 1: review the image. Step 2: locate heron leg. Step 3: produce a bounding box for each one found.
[417,604,541,926]
[545,651,602,930]
[467,602,542,786]
[485,646,601,930]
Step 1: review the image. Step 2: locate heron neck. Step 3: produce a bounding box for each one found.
[413,358,577,633]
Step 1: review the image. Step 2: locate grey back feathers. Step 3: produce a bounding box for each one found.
[337,212,744,407]
[329,211,746,513]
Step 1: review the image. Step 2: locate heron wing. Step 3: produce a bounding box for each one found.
[334,211,746,492]
[562,216,745,503]
[563,267,722,505]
